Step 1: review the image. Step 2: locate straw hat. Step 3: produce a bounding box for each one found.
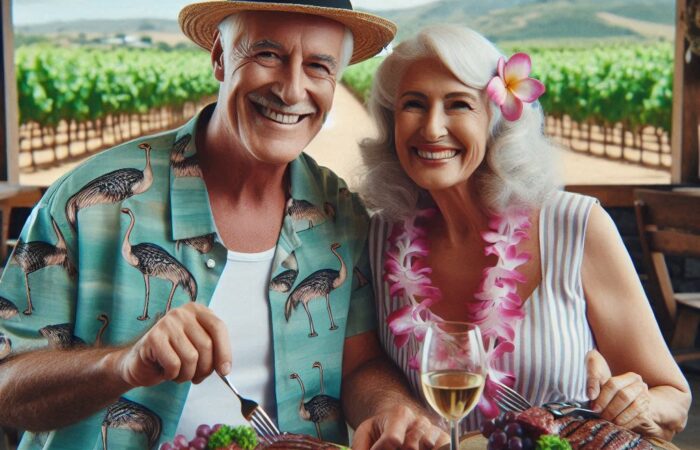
[179,0,397,65]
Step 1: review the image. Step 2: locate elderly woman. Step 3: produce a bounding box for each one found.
[359,25,690,440]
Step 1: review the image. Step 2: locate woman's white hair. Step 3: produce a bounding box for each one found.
[358,25,561,221]
[217,13,354,75]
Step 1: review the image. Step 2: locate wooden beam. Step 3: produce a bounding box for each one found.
[1,0,18,183]
[0,0,6,181]
[671,0,700,184]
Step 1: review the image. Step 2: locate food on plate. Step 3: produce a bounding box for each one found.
[481,407,654,450]
[159,424,345,450]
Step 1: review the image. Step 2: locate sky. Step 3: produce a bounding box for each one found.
[12,0,440,25]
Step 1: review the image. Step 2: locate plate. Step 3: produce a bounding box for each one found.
[437,432,681,450]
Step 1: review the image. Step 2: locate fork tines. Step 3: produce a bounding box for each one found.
[250,407,282,444]
[491,380,531,413]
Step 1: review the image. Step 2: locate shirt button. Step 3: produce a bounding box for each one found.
[206,259,216,269]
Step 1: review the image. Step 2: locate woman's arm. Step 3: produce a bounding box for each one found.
[581,204,691,440]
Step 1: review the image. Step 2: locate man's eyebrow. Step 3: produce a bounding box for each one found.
[251,39,284,51]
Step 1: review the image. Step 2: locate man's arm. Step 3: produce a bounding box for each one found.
[341,331,448,450]
[0,303,232,432]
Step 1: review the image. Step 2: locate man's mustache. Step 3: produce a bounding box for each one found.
[248,92,316,115]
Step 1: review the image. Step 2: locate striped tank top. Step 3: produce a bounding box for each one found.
[369,191,598,431]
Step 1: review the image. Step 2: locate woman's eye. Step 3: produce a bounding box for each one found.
[402,100,424,110]
[450,100,473,110]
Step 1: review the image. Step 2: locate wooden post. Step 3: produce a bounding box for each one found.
[672,0,700,184]
[1,0,18,183]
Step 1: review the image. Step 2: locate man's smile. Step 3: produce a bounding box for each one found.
[248,92,315,125]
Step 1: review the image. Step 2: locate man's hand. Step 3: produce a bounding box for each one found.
[351,405,449,450]
[585,349,662,437]
[112,303,232,387]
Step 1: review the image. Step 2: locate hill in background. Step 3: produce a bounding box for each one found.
[367,0,674,42]
[14,0,674,47]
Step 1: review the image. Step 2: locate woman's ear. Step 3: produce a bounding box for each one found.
[211,32,225,82]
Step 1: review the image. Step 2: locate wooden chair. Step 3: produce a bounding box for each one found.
[634,188,700,363]
[0,185,43,263]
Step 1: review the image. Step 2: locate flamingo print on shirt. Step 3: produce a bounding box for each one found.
[65,142,153,231]
[284,243,346,337]
[101,397,162,450]
[289,361,341,440]
[11,217,76,315]
[121,208,197,321]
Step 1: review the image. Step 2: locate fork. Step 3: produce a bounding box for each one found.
[490,379,599,418]
[218,373,282,444]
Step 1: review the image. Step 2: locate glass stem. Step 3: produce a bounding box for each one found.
[450,420,460,450]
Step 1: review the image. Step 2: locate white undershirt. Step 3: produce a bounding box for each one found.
[176,247,277,437]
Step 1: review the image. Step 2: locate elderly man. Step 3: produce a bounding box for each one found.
[0,1,448,449]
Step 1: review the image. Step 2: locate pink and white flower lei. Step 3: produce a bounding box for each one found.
[384,207,532,418]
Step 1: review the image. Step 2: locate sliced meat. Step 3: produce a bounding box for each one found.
[515,407,654,450]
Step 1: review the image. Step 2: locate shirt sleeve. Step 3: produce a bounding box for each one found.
[0,190,78,360]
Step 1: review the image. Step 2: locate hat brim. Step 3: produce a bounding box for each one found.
[179,1,396,65]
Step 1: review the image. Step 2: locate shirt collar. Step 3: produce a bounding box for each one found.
[169,105,329,241]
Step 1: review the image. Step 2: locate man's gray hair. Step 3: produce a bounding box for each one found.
[358,25,561,221]
[217,13,354,76]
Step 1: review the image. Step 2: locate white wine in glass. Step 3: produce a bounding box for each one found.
[420,322,486,450]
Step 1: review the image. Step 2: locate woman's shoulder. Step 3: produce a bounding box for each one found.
[540,190,599,222]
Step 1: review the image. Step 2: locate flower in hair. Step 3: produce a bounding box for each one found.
[486,53,545,121]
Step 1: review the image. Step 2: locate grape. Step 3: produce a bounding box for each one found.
[196,424,212,438]
[504,422,523,437]
[159,443,173,450]
[212,423,223,433]
[503,412,517,423]
[489,430,508,448]
[173,435,189,449]
[494,413,506,428]
[189,437,207,450]
[508,437,523,450]
[522,437,535,450]
[480,419,497,437]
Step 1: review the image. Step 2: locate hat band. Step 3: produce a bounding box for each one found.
[228,0,353,10]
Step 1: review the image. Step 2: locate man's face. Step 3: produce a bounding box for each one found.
[213,12,345,165]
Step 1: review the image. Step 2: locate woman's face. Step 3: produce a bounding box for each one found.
[394,58,491,192]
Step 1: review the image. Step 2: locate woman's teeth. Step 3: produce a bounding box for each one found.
[416,149,459,160]
[260,106,302,124]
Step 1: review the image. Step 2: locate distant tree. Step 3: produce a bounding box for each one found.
[140,35,153,45]
[156,42,172,52]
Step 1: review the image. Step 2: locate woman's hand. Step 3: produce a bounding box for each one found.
[585,349,663,437]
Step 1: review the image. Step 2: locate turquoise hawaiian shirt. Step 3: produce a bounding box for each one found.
[0,104,375,449]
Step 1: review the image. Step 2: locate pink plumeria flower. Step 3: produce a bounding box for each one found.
[486,53,546,121]
[387,297,440,348]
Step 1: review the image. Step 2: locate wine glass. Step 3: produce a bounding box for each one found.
[420,322,486,450]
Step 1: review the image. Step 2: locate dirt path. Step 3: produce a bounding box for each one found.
[19,85,670,187]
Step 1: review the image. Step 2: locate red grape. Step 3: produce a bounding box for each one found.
[173,434,189,449]
[508,437,523,450]
[196,424,212,438]
[159,443,174,450]
[504,422,523,437]
[480,419,497,437]
[489,430,508,448]
[189,437,207,450]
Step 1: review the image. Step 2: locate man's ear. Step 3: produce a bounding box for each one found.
[211,32,225,82]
